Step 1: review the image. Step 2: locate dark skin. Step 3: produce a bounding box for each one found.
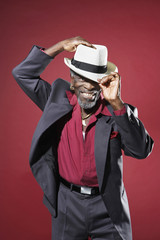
[44,36,124,129]
[70,74,101,131]
[44,36,95,57]
[70,72,123,116]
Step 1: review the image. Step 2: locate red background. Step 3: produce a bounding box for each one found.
[1,0,160,239]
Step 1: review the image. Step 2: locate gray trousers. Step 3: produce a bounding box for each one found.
[52,183,122,240]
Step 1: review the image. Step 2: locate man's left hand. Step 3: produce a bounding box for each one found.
[98,73,124,110]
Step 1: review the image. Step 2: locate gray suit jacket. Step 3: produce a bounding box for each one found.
[12,46,154,240]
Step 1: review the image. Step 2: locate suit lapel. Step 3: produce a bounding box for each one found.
[30,100,73,163]
[34,99,72,139]
[95,115,112,191]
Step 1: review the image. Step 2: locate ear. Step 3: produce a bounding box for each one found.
[70,74,75,86]
[70,74,75,90]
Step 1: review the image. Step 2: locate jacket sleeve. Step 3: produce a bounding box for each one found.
[12,45,53,111]
[113,104,154,159]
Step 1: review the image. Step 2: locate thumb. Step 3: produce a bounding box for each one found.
[70,46,77,52]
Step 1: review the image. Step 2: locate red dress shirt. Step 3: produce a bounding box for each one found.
[57,91,126,187]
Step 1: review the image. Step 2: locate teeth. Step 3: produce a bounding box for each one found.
[81,92,95,100]
[83,93,92,97]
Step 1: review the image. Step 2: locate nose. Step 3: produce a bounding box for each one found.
[83,80,100,91]
[84,81,94,90]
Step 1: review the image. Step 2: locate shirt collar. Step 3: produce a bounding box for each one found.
[66,91,112,116]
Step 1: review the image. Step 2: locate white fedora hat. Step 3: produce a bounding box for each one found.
[64,44,118,82]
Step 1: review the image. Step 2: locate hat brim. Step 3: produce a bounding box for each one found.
[64,57,118,82]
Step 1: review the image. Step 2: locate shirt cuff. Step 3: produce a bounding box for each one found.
[114,105,126,116]
[40,48,45,52]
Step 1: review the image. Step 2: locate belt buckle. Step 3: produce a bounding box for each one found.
[80,186,92,195]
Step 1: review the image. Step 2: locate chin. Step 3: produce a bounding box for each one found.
[77,90,101,109]
[77,98,98,109]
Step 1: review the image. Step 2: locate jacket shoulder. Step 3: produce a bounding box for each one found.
[51,78,70,91]
[45,78,71,104]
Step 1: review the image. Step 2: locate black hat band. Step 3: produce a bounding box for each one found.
[71,59,107,74]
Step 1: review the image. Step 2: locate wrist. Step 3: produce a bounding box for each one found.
[108,98,124,111]
[59,40,68,51]
[44,41,64,57]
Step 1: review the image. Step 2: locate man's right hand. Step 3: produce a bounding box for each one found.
[44,36,94,57]
[62,36,95,52]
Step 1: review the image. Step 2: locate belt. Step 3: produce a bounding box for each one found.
[60,176,100,196]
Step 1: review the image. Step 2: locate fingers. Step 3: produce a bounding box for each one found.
[74,36,96,49]
[81,40,96,49]
[63,36,96,52]
[98,72,120,85]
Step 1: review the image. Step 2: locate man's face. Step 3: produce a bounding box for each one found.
[70,73,101,109]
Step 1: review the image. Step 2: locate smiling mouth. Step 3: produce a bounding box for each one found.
[80,92,96,100]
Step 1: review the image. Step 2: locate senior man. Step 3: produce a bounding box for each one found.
[12,36,153,240]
